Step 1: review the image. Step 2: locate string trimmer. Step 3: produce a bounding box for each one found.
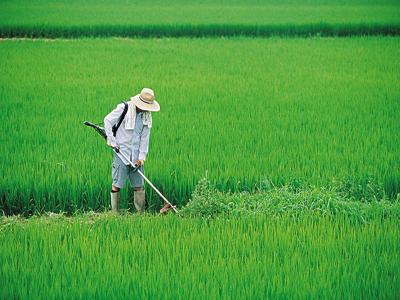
[84,121,178,213]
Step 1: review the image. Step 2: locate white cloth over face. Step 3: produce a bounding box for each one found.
[104,100,152,165]
[125,101,152,130]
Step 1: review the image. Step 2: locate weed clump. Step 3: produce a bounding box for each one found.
[182,177,400,221]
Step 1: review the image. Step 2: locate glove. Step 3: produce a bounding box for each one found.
[107,139,119,150]
[135,160,144,167]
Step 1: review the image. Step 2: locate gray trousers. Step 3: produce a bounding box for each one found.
[111,154,144,189]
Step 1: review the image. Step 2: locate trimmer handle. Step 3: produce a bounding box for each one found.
[112,147,141,173]
[131,164,140,173]
[85,121,141,173]
[113,146,120,153]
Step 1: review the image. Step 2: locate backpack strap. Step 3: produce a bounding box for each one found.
[112,101,128,137]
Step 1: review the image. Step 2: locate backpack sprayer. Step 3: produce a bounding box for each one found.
[83,121,178,213]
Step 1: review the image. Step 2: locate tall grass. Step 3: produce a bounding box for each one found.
[0,213,399,299]
[0,37,399,214]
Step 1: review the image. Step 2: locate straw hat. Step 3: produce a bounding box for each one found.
[131,88,160,112]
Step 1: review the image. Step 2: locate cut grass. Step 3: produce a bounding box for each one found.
[181,177,400,221]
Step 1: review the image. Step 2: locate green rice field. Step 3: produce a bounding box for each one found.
[1,1,400,299]
[1,0,400,37]
[2,0,399,26]
[1,37,399,214]
[1,212,399,299]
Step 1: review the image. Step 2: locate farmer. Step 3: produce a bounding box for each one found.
[104,88,172,214]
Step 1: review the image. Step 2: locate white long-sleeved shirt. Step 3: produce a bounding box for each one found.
[104,102,151,165]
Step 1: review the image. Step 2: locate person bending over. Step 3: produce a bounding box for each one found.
[104,87,172,213]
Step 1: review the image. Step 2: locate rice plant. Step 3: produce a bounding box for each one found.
[0,37,399,214]
[0,213,399,299]
[0,0,399,38]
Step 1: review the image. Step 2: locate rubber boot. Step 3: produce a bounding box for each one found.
[111,191,120,213]
[134,190,146,213]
